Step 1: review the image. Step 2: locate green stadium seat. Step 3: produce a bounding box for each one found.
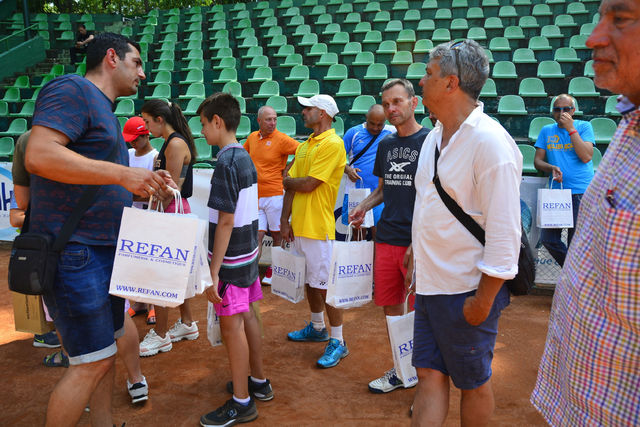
[513,0,533,15]
[580,23,596,35]
[0,101,7,117]
[235,116,251,139]
[532,4,553,26]
[336,3,354,21]
[483,17,503,39]
[308,43,328,58]
[605,95,622,117]
[274,44,295,59]
[384,20,404,40]
[519,78,548,112]
[184,59,204,72]
[214,57,236,71]
[265,95,288,114]
[406,62,427,81]
[0,136,15,160]
[349,51,373,80]
[363,63,388,94]
[335,78,362,111]
[2,87,21,103]
[285,65,310,83]
[590,118,617,145]
[183,98,205,116]
[434,9,452,29]
[420,0,438,19]
[569,35,591,60]
[11,100,34,118]
[420,116,435,130]
[492,61,518,93]
[194,138,212,162]
[430,28,450,44]
[11,76,29,91]
[466,7,485,26]
[498,5,518,26]
[554,14,578,35]
[528,36,553,61]
[591,146,602,172]
[262,25,282,39]
[309,5,327,17]
[518,144,538,174]
[583,60,595,78]
[568,77,600,98]
[180,69,204,85]
[498,95,527,115]
[466,27,487,42]
[390,51,413,77]
[362,30,383,53]
[540,25,564,49]
[528,117,555,142]
[537,60,565,93]
[145,84,171,100]
[512,48,538,77]
[154,50,175,64]
[451,0,468,20]
[114,99,134,117]
[341,42,363,67]
[342,12,362,33]
[363,1,382,20]
[449,18,469,39]
[254,81,280,99]
[503,26,525,50]
[376,40,398,65]
[372,11,391,32]
[212,68,237,88]
[518,16,540,38]
[276,116,296,138]
[0,118,27,137]
[179,83,206,100]
[404,10,422,24]
[328,32,350,54]
[281,54,303,69]
[186,117,202,138]
[554,47,581,76]
[349,95,377,115]
[323,64,349,93]
[294,79,320,98]
[488,37,511,61]
[396,29,417,52]
[248,67,273,83]
[413,39,434,63]
[353,22,373,43]
[321,24,342,41]
[391,0,409,20]
[481,0,500,18]
[416,19,436,40]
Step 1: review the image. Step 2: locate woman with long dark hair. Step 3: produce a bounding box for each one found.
[139,99,199,357]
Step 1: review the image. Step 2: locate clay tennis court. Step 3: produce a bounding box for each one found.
[0,244,549,426]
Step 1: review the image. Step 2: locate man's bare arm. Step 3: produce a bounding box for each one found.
[283,175,323,193]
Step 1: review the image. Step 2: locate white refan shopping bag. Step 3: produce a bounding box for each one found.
[537,181,573,229]
[342,181,374,228]
[270,246,306,303]
[386,299,418,388]
[326,227,374,308]
[207,302,222,347]
[185,218,213,299]
[109,193,203,307]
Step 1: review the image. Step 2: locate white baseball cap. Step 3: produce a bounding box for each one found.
[297,94,339,120]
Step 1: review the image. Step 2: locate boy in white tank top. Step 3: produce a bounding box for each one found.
[123,116,158,209]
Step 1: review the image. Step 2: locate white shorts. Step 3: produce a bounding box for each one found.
[291,236,333,290]
[258,195,284,232]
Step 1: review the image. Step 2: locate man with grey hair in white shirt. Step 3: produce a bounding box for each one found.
[407,39,523,426]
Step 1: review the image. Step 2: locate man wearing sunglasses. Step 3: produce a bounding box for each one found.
[533,94,595,267]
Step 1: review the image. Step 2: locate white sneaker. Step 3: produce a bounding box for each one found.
[139,329,172,357]
[261,266,272,285]
[127,375,149,404]
[368,367,406,393]
[168,319,199,342]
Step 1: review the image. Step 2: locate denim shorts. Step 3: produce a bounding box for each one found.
[412,285,510,390]
[43,243,124,366]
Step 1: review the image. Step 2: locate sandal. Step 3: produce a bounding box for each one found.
[146,308,156,325]
[43,350,69,368]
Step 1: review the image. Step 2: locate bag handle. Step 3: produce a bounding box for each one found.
[549,177,563,190]
[149,188,182,214]
[345,222,364,242]
[52,141,120,251]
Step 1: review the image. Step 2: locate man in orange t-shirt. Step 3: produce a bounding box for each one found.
[244,105,299,284]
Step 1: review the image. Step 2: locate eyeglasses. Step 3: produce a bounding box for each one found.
[450,39,465,87]
[552,106,574,113]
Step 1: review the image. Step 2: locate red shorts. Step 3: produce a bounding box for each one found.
[214,278,263,317]
[374,242,414,308]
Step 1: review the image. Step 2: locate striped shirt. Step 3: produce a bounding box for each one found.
[531,107,640,426]
[208,144,259,288]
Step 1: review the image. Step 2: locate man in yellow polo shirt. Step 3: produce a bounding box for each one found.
[280,94,348,368]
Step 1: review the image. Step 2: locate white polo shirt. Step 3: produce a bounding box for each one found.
[412,105,523,295]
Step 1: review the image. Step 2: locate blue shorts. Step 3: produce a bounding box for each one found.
[412,285,510,390]
[43,243,124,366]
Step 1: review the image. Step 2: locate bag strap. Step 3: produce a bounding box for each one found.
[349,129,384,166]
[51,142,121,251]
[433,145,486,246]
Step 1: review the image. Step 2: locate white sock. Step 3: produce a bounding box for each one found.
[233,395,251,406]
[311,312,325,330]
[330,325,343,344]
[250,376,266,384]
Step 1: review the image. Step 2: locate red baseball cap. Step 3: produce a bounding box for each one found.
[122,116,149,142]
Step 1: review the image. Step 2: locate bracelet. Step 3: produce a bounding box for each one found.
[569,130,578,136]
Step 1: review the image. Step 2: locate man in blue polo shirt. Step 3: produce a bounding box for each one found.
[25,33,170,426]
[342,104,395,237]
[534,94,596,266]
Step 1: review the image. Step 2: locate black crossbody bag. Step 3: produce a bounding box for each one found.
[432,145,535,296]
[8,143,119,295]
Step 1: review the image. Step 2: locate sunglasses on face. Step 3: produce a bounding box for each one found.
[553,106,574,113]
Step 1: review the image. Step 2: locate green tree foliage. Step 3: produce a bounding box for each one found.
[27,0,247,16]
